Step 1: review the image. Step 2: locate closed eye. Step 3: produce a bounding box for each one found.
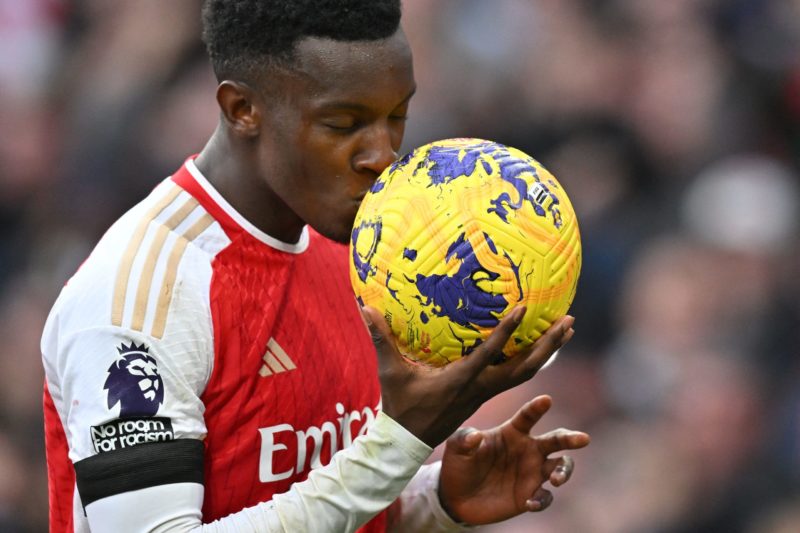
[322,116,359,131]
[324,123,356,131]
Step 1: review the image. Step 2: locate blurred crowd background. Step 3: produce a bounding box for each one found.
[1,0,799,531]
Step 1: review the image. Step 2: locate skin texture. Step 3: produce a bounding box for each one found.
[195,26,589,526]
[439,395,590,524]
[363,304,587,524]
[195,30,415,244]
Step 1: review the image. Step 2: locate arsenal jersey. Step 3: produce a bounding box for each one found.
[42,158,391,531]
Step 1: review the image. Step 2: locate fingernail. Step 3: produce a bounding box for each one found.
[513,307,526,324]
[464,430,482,448]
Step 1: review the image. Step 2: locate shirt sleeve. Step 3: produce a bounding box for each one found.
[44,314,468,532]
[388,462,476,533]
[82,412,433,533]
[44,324,210,466]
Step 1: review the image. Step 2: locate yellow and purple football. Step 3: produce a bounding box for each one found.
[350,138,581,367]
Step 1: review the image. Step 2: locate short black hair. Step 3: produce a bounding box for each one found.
[202,0,402,81]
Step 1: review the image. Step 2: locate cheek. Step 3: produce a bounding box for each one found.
[302,139,356,185]
[390,123,405,152]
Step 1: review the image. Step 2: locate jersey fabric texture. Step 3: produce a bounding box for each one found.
[42,158,389,531]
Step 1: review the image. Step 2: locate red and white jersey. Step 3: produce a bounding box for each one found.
[41,158,410,532]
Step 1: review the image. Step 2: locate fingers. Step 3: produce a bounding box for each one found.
[459,306,527,375]
[527,455,578,512]
[360,305,404,371]
[359,305,384,342]
[445,427,485,456]
[509,395,552,435]
[521,315,575,375]
[525,487,553,512]
[477,315,575,392]
[544,455,575,487]
[536,428,591,456]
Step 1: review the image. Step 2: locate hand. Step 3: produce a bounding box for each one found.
[438,395,590,525]
[360,306,575,447]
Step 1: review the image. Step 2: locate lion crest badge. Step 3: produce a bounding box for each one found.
[104,342,165,417]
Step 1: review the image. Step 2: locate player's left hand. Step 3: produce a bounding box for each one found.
[438,395,590,525]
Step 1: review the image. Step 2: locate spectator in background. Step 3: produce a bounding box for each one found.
[1,0,798,531]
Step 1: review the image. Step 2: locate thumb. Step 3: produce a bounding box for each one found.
[446,427,484,456]
[359,305,402,365]
[359,305,387,344]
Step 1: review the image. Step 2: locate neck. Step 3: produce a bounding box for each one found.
[193,126,306,244]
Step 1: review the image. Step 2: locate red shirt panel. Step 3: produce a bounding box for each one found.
[173,166,387,531]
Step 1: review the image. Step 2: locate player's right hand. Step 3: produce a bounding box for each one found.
[359,306,575,447]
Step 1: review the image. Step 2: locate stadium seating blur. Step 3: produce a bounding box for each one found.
[1,1,798,530]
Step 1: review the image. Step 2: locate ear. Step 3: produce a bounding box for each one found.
[216,80,261,138]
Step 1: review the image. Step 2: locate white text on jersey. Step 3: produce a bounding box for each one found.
[257,402,380,483]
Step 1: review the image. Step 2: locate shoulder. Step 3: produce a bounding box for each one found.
[42,179,231,405]
[51,180,230,340]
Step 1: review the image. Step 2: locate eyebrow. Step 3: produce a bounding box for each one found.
[318,86,417,112]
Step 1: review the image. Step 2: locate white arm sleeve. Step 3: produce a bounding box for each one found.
[85,412,432,533]
[388,462,475,533]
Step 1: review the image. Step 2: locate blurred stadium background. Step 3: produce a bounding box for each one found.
[1,0,799,531]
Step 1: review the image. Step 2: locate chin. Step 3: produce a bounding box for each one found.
[328,230,351,245]
[312,221,353,245]
[308,206,358,244]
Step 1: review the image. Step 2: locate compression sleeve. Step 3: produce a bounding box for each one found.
[84,411,433,532]
[388,462,474,532]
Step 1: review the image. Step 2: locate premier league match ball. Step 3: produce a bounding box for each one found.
[350,138,581,367]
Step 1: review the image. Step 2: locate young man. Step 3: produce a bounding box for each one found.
[41,1,589,531]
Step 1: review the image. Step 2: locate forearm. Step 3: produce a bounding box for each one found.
[85,412,432,532]
[257,411,432,532]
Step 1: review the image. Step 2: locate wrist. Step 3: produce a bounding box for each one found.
[437,469,467,526]
[381,399,439,448]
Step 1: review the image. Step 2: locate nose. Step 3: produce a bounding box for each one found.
[353,124,399,176]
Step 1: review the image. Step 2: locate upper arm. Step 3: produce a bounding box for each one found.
[45,319,212,525]
[41,192,220,525]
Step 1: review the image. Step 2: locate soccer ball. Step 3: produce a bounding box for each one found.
[350,138,581,367]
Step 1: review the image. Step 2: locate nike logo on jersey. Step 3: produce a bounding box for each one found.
[259,337,297,377]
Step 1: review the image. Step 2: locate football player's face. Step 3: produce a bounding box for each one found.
[256,29,416,243]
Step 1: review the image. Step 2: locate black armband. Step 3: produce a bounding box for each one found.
[74,438,204,506]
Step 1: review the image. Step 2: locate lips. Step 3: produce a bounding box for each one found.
[354,189,370,203]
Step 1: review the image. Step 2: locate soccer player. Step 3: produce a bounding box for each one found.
[41,1,589,531]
